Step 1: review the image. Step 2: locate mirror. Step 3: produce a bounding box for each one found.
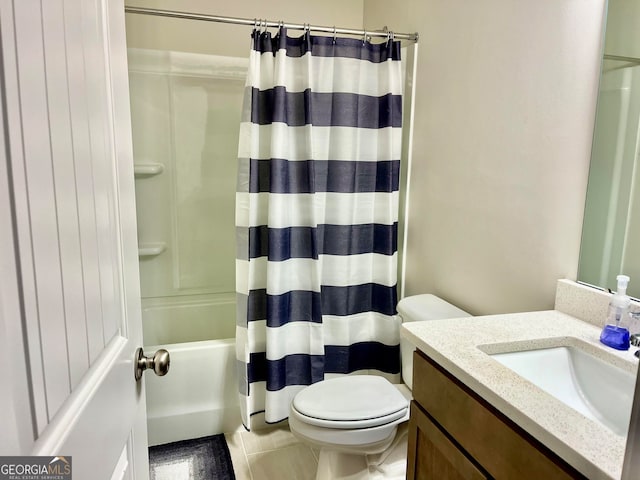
[578,0,640,298]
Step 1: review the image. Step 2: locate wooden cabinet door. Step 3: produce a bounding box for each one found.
[407,401,489,480]
[412,351,585,480]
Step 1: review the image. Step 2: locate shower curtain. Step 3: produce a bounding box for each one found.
[236,27,403,429]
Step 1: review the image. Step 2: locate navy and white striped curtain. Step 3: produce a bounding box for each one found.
[236,27,403,429]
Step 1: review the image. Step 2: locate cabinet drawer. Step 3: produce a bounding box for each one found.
[407,401,489,480]
[412,350,585,480]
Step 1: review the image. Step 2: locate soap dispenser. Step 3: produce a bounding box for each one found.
[600,274,631,350]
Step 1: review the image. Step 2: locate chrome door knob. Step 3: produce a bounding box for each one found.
[134,347,170,381]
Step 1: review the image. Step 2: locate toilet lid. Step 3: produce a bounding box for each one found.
[292,376,408,428]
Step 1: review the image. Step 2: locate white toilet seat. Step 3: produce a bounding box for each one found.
[289,405,408,454]
[291,406,408,429]
[288,376,410,455]
[292,376,409,427]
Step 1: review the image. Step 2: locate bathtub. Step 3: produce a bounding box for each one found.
[142,297,242,446]
[144,337,242,446]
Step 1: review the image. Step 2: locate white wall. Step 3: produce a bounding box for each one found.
[364,0,606,314]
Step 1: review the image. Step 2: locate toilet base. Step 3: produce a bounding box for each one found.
[314,423,409,480]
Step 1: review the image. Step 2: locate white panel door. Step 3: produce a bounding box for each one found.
[0,0,150,479]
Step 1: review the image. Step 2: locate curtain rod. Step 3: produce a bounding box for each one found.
[124,6,419,43]
[603,54,640,65]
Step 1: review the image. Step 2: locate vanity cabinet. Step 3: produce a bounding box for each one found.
[406,350,587,480]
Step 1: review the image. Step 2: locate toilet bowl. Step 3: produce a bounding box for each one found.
[288,294,471,479]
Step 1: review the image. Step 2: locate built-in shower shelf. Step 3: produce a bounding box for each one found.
[138,243,167,258]
[134,163,164,177]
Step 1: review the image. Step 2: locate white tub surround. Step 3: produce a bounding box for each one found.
[402,310,639,480]
[129,48,245,446]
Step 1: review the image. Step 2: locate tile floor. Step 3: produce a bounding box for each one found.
[225,425,319,480]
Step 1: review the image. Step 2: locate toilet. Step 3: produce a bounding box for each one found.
[289,294,471,479]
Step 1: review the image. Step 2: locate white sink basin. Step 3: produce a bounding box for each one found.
[491,346,636,436]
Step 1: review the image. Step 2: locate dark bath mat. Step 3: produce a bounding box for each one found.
[149,434,236,480]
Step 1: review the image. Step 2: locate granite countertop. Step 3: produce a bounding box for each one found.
[401,310,639,480]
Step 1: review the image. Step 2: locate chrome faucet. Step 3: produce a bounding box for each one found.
[629,311,640,348]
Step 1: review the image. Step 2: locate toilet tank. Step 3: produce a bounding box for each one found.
[397,294,471,390]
